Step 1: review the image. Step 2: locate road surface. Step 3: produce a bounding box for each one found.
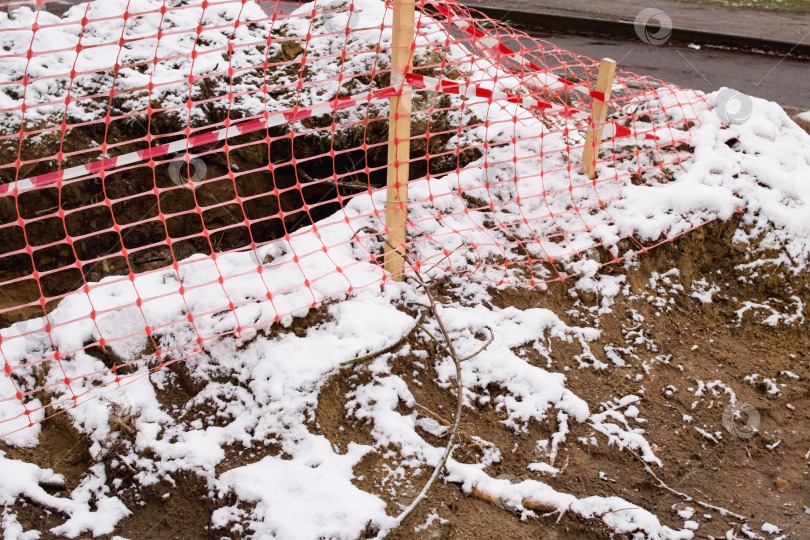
[525,31,810,109]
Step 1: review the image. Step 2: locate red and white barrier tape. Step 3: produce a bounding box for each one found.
[604,123,660,141]
[406,73,660,141]
[0,86,399,197]
[4,73,666,198]
[406,72,563,113]
[429,3,603,100]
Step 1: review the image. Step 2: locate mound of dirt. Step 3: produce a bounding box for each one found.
[3,216,806,539]
[314,218,810,539]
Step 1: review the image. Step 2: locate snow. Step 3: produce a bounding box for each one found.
[677,506,695,519]
[447,463,694,540]
[590,396,661,465]
[683,520,699,530]
[429,303,595,429]
[761,522,780,534]
[1,509,40,540]
[1,0,810,537]
[413,510,447,532]
[690,278,720,304]
[217,446,387,539]
[1,272,707,538]
[735,297,805,326]
[527,461,560,475]
[0,452,130,538]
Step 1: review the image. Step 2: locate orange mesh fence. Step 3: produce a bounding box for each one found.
[0,0,708,437]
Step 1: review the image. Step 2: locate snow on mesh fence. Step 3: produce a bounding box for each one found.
[0,0,709,438]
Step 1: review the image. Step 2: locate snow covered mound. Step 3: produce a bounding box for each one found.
[0,282,695,539]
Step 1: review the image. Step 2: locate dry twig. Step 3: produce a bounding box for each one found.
[377,267,465,539]
[413,402,494,449]
[369,234,480,539]
[340,312,424,367]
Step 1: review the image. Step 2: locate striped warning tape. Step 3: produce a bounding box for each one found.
[0,86,399,197]
[4,72,665,198]
[428,3,604,100]
[406,72,660,141]
[406,72,560,112]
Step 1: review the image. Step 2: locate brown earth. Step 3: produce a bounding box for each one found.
[784,107,810,135]
[2,217,808,539]
[307,221,809,540]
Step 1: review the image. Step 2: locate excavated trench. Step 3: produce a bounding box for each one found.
[0,95,481,326]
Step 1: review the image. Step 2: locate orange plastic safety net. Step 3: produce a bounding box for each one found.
[0,0,708,437]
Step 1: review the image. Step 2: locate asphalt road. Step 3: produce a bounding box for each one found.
[462,0,810,48]
[525,31,810,109]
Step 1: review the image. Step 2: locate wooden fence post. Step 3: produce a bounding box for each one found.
[581,58,617,180]
[383,0,415,280]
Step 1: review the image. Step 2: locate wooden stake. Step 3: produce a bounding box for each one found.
[383,0,415,280]
[581,58,617,180]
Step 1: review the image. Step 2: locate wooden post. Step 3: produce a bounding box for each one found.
[383,0,415,280]
[581,58,617,180]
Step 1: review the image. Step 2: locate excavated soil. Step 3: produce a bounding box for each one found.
[313,218,810,539]
[2,217,808,539]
